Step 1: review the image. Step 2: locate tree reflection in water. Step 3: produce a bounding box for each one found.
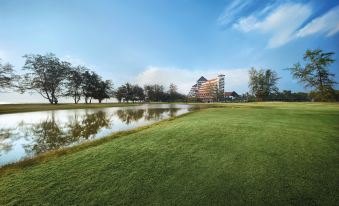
[0,129,15,157]
[116,108,180,124]
[116,109,145,124]
[0,105,191,164]
[24,111,111,155]
[144,108,180,121]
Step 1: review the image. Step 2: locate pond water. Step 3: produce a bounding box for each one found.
[0,104,197,166]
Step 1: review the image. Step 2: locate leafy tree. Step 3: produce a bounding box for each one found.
[21,53,71,104]
[115,84,127,103]
[144,84,165,102]
[168,83,186,102]
[114,83,143,103]
[81,70,101,104]
[65,66,86,103]
[287,49,336,101]
[93,80,113,103]
[131,85,145,102]
[249,68,280,101]
[0,60,18,91]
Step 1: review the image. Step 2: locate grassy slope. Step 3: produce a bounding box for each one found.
[0,103,338,205]
[0,103,140,114]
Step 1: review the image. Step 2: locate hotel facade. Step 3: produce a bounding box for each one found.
[188,74,225,102]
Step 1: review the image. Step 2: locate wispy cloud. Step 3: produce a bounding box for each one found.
[230,2,339,48]
[218,0,252,26]
[233,3,312,48]
[297,5,339,38]
[135,66,249,94]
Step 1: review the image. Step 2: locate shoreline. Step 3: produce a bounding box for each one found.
[0,109,201,175]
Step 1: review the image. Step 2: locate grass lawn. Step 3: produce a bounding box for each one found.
[0,103,338,205]
[0,103,141,114]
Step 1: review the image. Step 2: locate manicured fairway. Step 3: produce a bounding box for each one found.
[0,103,338,205]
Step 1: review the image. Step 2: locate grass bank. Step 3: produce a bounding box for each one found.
[0,103,141,114]
[0,103,338,205]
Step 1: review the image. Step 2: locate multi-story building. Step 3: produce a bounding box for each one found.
[188,74,225,102]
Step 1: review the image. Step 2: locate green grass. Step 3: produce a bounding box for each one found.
[0,103,140,114]
[0,103,338,205]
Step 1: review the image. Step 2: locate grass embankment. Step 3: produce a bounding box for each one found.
[0,103,338,205]
[0,103,140,114]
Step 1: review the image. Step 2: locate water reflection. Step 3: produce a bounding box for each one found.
[0,104,194,166]
[23,111,112,155]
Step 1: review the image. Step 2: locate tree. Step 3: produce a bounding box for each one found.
[248,68,280,101]
[81,70,101,104]
[114,83,143,103]
[287,49,336,101]
[93,80,113,103]
[0,60,18,91]
[168,83,182,102]
[115,85,127,103]
[131,85,145,102]
[65,66,86,103]
[21,53,71,104]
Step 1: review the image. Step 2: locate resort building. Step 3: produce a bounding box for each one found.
[224,91,239,99]
[188,74,225,102]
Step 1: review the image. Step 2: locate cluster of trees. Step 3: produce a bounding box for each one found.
[0,53,186,104]
[248,49,338,102]
[19,53,113,104]
[115,83,186,103]
[0,53,113,104]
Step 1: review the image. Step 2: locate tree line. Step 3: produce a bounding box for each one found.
[248,49,338,102]
[0,53,186,104]
[1,49,338,103]
[115,83,186,103]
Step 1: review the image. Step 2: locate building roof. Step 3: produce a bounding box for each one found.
[197,76,207,81]
[224,91,239,97]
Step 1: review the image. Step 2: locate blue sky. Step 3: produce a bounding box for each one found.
[0,0,339,103]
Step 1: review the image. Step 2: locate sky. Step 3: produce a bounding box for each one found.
[0,0,339,103]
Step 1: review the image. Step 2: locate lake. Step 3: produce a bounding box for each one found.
[0,104,197,166]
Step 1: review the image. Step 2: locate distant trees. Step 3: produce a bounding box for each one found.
[167,83,186,102]
[114,83,186,103]
[114,83,145,103]
[144,84,166,102]
[287,49,337,101]
[0,59,18,92]
[269,90,310,101]
[248,68,280,101]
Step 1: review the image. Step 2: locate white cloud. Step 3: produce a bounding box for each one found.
[233,15,259,32]
[297,5,339,38]
[218,0,252,26]
[135,66,249,94]
[233,3,312,48]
